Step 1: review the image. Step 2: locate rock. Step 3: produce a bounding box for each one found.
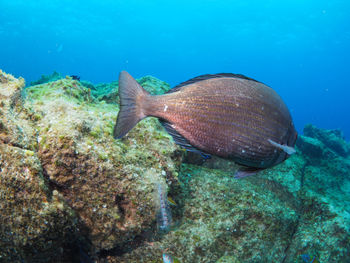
[30,71,63,86]
[86,75,171,104]
[107,151,350,263]
[1,69,349,262]
[138,75,171,95]
[0,70,81,262]
[296,135,329,159]
[86,80,118,103]
[24,75,183,253]
[1,69,183,261]
[303,124,350,157]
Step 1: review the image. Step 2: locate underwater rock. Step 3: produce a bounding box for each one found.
[296,135,329,159]
[24,75,183,254]
[303,124,350,157]
[0,143,81,262]
[107,159,303,262]
[30,71,63,86]
[88,75,170,104]
[137,75,171,95]
[0,70,80,262]
[1,69,183,261]
[85,80,118,103]
[1,69,349,262]
[108,154,350,263]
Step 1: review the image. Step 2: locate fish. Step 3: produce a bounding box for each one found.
[163,253,181,263]
[301,254,319,263]
[113,71,297,177]
[163,253,174,263]
[71,75,81,81]
[155,183,172,233]
[167,196,177,206]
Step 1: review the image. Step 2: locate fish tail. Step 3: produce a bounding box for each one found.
[113,71,150,139]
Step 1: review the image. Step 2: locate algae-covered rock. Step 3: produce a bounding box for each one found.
[303,124,350,157]
[215,255,241,263]
[0,70,37,151]
[87,75,170,104]
[24,74,183,254]
[30,71,63,86]
[106,148,349,262]
[296,135,327,159]
[0,143,80,262]
[1,69,349,262]
[108,159,303,262]
[0,70,80,262]
[1,69,183,261]
[138,75,171,95]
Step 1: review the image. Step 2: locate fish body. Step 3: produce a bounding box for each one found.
[301,254,319,263]
[167,196,177,206]
[114,71,297,171]
[156,183,172,233]
[163,253,174,263]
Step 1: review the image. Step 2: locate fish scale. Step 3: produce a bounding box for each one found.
[156,100,278,152]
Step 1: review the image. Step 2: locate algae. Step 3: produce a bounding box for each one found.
[0,69,349,262]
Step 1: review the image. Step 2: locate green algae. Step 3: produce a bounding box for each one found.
[1,69,349,262]
[29,71,63,86]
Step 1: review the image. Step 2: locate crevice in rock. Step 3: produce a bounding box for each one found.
[97,229,155,259]
[0,137,27,150]
[281,160,309,263]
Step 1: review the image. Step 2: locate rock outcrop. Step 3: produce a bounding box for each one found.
[0,69,349,262]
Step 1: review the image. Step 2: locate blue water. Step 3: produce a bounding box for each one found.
[1,0,349,138]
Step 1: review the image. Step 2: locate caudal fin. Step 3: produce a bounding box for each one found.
[113,71,150,139]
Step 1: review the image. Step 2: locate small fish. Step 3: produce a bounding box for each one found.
[156,183,172,233]
[163,253,181,263]
[71,75,81,81]
[301,254,319,263]
[167,196,177,206]
[163,253,174,263]
[113,71,297,177]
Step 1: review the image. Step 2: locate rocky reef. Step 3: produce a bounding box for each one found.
[0,69,349,262]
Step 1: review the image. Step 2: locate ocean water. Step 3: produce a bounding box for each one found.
[1,0,349,138]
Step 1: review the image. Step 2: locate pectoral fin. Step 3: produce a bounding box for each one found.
[268,139,296,155]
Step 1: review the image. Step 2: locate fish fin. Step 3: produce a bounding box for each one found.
[200,152,212,160]
[167,196,177,206]
[268,139,296,155]
[160,120,211,157]
[167,73,261,93]
[234,167,262,179]
[113,71,150,139]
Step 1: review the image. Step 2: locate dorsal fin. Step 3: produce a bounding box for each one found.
[166,73,260,94]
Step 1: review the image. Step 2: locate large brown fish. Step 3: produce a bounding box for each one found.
[113,71,297,178]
